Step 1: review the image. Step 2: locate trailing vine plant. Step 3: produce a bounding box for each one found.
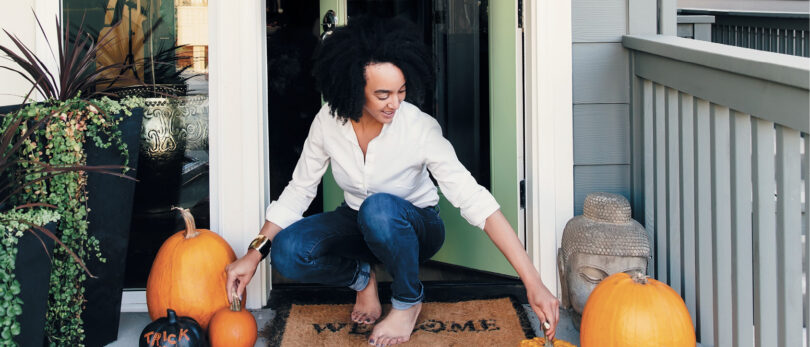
[0,208,60,345]
[7,96,143,346]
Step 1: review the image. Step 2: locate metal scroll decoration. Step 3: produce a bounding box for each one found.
[135,96,209,211]
[140,95,209,160]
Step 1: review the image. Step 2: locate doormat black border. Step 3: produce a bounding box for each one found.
[260,292,536,347]
[266,281,528,308]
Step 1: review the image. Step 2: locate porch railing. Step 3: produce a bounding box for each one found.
[679,10,810,57]
[623,35,809,347]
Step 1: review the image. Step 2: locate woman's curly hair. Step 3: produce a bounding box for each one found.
[312,15,433,122]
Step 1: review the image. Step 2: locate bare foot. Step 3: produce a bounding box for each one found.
[368,302,422,347]
[352,270,381,324]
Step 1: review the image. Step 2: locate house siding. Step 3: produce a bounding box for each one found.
[0,0,36,106]
[572,0,632,214]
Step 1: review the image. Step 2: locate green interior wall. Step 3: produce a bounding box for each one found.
[429,0,519,277]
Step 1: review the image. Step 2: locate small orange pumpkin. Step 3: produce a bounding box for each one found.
[519,337,577,347]
[208,294,258,347]
[580,272,696,347]
[146,207,237,330]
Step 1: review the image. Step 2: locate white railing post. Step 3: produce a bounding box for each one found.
[752,119,779,346]
[643,80,656,277]
[694,98,714,343]
[710,105,732,346]
[775,126,803,347]
[655,83,668,283]
[666,87,682,295]
[730,111,754,347]
[679,93,697,328]
[803,133,809,347]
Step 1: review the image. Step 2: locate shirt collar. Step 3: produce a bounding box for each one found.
[337,107,400,142]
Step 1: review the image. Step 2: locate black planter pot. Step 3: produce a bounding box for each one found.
[0,104,24,116]
[12,222,56,347]
[1,103,144,346]
[0,103,51,345]
[82,107,144,347]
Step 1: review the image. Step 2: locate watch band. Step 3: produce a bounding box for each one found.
[249,235,272,260]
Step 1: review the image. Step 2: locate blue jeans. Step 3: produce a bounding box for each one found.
[271,193,445,309]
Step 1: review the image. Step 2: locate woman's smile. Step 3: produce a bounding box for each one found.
[362,62,406,124]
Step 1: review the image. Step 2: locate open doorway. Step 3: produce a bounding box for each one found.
[266,0,517,288]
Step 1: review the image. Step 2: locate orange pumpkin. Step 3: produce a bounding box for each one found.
[208,294,258,347]
[146,207,237,330]
[580,272,696,347]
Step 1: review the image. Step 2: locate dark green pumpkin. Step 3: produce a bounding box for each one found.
[140,309,208,347]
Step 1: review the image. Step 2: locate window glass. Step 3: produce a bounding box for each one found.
[64,0,210,289]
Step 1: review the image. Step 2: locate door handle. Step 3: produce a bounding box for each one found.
[320,10,337,41]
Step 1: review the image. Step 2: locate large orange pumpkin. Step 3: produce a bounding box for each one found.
[580,272,696,347]
[208,294,258,347]
[146,207,237,329]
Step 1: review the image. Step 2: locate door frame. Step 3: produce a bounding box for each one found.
[207,0,271,310]
[121,0,574,312]
[522,0,574,296]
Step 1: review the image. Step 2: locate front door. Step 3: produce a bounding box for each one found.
[316,0,524,276]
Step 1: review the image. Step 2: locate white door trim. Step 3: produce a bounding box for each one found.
[208,0,271,310]
[34,0,62,103]
[522,0,574,297]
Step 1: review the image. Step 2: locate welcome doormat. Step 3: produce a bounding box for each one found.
[261,297,534,346]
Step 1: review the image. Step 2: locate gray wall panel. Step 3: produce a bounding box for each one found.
[573,43,631,104]
[572,0,633,219]
[574,104,631,165]
[573,0,628,42]
[573,165,632,215]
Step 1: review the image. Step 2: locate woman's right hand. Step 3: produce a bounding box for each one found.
[225,250,263,303]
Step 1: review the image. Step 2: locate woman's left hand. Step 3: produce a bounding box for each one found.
[481,210,561,339]
[526,282,560,340]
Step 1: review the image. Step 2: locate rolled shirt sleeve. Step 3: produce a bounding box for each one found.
[423,118,500,229]
[265,110,330,229]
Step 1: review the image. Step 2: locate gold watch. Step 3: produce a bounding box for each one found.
[248,234,271,260]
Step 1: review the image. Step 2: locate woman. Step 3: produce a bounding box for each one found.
[225,16,559,346]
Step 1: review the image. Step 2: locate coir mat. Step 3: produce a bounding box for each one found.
[261,297,535,346]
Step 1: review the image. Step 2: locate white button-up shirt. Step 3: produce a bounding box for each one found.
[265,101,500,230]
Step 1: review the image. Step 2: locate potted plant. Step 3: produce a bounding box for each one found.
[0,12,146,345]
[0,102,125,346]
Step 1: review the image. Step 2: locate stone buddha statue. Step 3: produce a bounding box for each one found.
[557,193,650,327]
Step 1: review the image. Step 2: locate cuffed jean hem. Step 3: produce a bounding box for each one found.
[391,285,424,310]
[348,261,371,291]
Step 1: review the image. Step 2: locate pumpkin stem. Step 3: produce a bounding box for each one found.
[231,293,242,311]
[631,271,649,285]
[172,206,199,239]
[167,309,177,324]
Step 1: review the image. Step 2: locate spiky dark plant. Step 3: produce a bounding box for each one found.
[0,11,140,102]
[140,43,194,87]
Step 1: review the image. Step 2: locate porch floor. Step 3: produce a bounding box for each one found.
[108,304,581,346]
